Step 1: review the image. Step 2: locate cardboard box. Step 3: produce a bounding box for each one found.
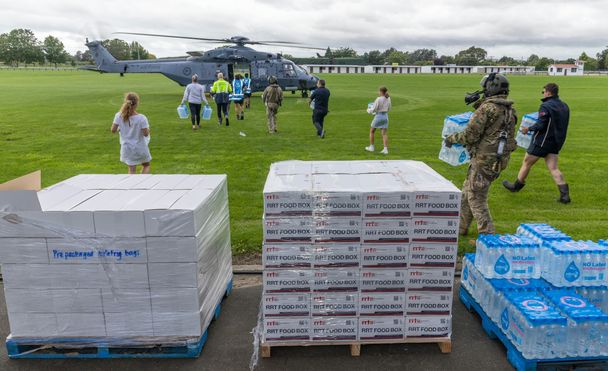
[153,311,202,337]
[358,316,404,340]
[362,219,410,244]
[150,288,200,312]
[263,317,311,342]
[263,174,313,217]
[56,313,107,336]
[313,218,361,243]
[360,173,413,218]
[4,288,103,313]
[312,269,359,292]
[148,262,198,288]
[360,244,408,268]
[359,293,406,316]
[408,243,457,268]
[103,289,152,312]
[263,218,313,243]
[405,315,452,338]
[311,293,358,316]
[0,238,49,263]
[263,270,313,294]
[407,268,455,292]
[8,312,58,337]
[263,294,311,317]
[411,218,459,244]
[263,244,313,269]
[406,292,453,315]
[312,174,362,217]
[105,311,153,337]
[146,236,200,263]
[360,269,407,293]
[312,244,360,268]
[311,317,358,341]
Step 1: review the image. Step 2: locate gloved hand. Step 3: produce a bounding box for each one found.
[444,138,453,148]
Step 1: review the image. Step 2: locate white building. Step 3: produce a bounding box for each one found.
[548,61,584,76]
[302,64,534,75]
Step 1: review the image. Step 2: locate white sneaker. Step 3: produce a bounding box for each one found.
[365,145,375,152]
[380,147,389,155]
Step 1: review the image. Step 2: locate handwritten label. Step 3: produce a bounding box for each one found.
[52,249,141,261]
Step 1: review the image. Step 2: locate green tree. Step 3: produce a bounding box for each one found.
[434,55,454,65]
[363,50,384,65]
[497,56,517,65]
[101,38,131,60]
[323,47,332,58]
[330,47,358,58]
[579,52,598,71]
[526,54,540,67]
[43,35,69,66]
[387,50,407,65]
[0,28,44,66]
[535,57,554,71]
[455,46,487,65]
[597,48,608,70]
[130,41,151,60]
[409,48,437,64]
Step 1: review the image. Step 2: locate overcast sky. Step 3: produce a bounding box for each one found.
[2,0,607,59]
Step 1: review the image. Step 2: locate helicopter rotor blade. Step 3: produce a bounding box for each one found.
[252,42,326,51]
[114,32,231,43]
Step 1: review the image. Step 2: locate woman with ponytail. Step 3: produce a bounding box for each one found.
[111,92,152,174]
[365,86,392,155]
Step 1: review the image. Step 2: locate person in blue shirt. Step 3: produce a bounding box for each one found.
[308,79,330,138]
[231,74,246,120]
[243,73,252,109]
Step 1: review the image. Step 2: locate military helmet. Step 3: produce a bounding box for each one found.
[268,75,278,84]
[480,73,509,97]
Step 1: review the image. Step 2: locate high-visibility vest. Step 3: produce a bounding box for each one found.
[230,79,244,101]
[243,77,252,93]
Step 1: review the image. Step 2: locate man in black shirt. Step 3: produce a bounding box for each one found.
[309,79,330,138]
[503,83,571,203]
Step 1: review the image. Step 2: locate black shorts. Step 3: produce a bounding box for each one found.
[244,93,252,98]
[527,144,559,158]
[233,99,244,105]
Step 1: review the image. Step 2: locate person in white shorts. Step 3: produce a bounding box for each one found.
[111,92,152,174]
[365,86,391,154]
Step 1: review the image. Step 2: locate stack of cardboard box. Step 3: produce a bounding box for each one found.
[262,161,460,343]
[0,174,232,340]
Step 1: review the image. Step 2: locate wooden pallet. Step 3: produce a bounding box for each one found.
[261,337,451,358]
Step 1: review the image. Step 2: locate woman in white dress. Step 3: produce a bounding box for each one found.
[111,92,152,174]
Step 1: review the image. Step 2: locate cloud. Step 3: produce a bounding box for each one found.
[1,0,606,59]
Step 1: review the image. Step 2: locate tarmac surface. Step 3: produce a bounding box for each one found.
[0,275,512,371]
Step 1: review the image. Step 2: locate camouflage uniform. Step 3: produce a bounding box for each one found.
[446,95,518,235]
[262,83,283,133]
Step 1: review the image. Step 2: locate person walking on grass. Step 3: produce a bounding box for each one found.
[111,92,151,174]
[231,74,246,120]
[211,72,232,126]
[243,73,252,109]
[181,74,209,130]
[502,83,571,203]
[365,86,392,155]
[308,79,330,138]
[262,76,283,133]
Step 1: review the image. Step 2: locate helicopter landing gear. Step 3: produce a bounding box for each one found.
[301,90,308,98]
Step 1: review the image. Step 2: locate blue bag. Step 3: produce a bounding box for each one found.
[177,104,189,119]
[202,105,212,121]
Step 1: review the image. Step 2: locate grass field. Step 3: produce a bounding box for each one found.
[0,70,606,254]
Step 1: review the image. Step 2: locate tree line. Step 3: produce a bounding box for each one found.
[293,46,608,71]
[0,28,155,66]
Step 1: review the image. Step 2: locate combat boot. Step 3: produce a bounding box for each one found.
[502,179,525,192]
[558,184,571,204]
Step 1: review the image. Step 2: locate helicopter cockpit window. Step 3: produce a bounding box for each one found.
[294,64,307,74]
[283,63,296,77]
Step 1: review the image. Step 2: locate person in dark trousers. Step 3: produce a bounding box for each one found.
[308,79,330,138]
[211,72,232,126]
[181,74,209,130]
[503,83,571,203]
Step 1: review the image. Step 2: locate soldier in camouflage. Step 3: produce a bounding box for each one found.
[445,73,518,236]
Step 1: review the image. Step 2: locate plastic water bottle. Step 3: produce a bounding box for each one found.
[475,234,540,279]
[545,289,608,357]
[438,142,470,166]
[577,286,608,314]
[544,241,607,287]
[177,104,189,119]
[484,278,551,323]
[442,112,474,137]
[516,223,571,245]
[515,112,538,149]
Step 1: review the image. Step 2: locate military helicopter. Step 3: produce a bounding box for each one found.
[84,32,323,97]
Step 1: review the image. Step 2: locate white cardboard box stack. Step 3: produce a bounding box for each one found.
[262,160,460,343]
[0,174,232,341]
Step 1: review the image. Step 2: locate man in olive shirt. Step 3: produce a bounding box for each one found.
[309,79,330,138]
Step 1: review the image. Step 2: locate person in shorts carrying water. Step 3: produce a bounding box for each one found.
[111,92,152,174]
[365,86,391,154]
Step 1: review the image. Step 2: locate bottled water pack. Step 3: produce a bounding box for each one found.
[442,112,473,137]
[500,291,568,360]
[483,278,551,323]
[577,286,608,313]
[516,223,571,245]
[544,289,608,357]
[462,254,482,303]
[439,112,472,167]
[542,240,608,287]
[475,234,541,279]
[515,112,538,149]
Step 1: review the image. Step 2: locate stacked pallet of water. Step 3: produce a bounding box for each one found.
[0,174,232,342]
[261,160,461,343]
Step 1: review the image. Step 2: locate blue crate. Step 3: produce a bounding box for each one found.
[6,279,232,359]
[460,285,608,371]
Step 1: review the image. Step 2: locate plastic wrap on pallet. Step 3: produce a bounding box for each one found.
[260,160,462,346]
[0,174,232,346]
